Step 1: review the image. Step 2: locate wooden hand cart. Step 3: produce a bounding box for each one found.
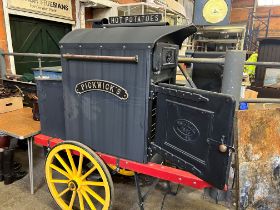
[34,25,235,209]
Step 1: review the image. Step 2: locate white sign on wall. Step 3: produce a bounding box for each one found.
[8,0,73,20]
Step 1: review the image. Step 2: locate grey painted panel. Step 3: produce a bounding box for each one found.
[36,79,65,139]
[61,46,150,162]
[60,25,197,47]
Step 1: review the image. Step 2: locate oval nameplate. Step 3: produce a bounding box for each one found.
[75,80,128,100]
[173,119,200,142]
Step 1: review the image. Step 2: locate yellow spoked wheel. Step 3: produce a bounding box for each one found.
[45,141,114,210]
[108,164,134,177]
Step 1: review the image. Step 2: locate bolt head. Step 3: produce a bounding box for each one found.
[219,144,228,153]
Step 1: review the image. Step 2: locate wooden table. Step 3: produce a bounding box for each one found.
[0,107,40,194]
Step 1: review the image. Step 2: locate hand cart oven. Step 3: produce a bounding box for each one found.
[34,25,236,210]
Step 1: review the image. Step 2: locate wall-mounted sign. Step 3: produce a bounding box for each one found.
[109,14,162,24]
[75,80,129,101]
[194,0,231,26]
[8,0,73,20]
[202,0,228,24]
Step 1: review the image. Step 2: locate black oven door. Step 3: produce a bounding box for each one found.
[151,83,236,189]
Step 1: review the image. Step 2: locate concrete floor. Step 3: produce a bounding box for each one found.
[0,144,231,210]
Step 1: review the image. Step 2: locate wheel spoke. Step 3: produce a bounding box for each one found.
[82,181,105,187]
[81,189,97,210]
[66,149,77,176]
[57,187,70,198]
[78,191,85,210]
[68,191,77,210]
[80,166,97,180]
[55,153,73,176]
[50,179,69,184]
[77,154,84,177]
[50,164,71,179]
[84,186,105,205]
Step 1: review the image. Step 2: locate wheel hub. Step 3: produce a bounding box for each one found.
[68,180,78,191]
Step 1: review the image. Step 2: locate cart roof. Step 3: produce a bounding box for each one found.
[60,25,197,47]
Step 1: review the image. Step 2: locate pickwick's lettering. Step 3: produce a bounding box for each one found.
[75,80,128,100]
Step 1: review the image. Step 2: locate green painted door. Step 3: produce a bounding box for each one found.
[10,15,71,75]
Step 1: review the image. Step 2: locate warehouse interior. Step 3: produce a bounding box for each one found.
[0,0,280,210]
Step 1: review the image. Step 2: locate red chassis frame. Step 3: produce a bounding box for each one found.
[34,134,212,190]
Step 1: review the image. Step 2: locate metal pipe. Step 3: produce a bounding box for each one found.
[240,98,280,103]
[1,52,61,58]
[0,49,6,79]
[0,52,138,63]
[221,51,246,108]
[185,51,256,56]
[38,57,42,78]
[62,54,138,63]
[266,9,271,38]
[178,56,280,67]
[244,61,280,67]
[177,64,197,88]
[178,57,225,64]
[2,52,280,66]
[185,51,226,56]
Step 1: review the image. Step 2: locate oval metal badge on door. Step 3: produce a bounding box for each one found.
[173,119,200,142]
[75,80,129,100]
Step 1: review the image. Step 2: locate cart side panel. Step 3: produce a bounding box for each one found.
[61,44,150,163]
[36,79,65,139]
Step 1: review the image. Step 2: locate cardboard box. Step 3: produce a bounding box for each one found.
[0,97,23,114]
[244,89,258,109]
[245,89,258,99]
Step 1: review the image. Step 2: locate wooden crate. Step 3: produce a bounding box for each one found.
[0,97,23,114]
